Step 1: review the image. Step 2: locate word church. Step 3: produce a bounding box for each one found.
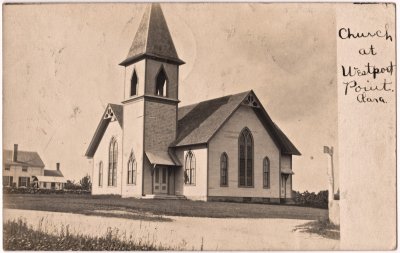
[85,4,300,203]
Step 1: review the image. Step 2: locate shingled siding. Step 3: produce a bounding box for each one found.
[92,120,123,195]
[124,61,146,100]
[208,105,281,199]
[121,100,145,198]
[144,100,177,151]
[145,59,178,99]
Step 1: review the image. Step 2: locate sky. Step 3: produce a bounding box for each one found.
[3,3,338,192]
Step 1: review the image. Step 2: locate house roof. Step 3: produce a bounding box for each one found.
[120,4,184,66]
[85,104,123,157]
[3,150,45,168]
[172,91,249,147]
[172,90,301,155]
[44,169,64,177]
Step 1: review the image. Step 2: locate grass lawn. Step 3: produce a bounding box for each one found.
[3,194,327,220]
[3,219,175,250]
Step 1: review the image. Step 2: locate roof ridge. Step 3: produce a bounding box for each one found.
[179,90,251,109]
[143,4,151,55]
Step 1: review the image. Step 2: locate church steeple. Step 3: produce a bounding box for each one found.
[121,3,183,102]
[120,4,184,66]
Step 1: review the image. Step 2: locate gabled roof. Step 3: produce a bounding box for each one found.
[172,91,249,147]
[120,4,184,66]
[172,90,301,155]
[3,150,45,168]
[44,169,64,177]
[85,104,123,158]
[85,92,300,158]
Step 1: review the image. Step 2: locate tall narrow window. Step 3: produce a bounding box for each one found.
[263,157,270,188]
[239,128,253,187]
[155,68,167,97]
[98,161,103,187]
[184,151,196,185]
[127,152,137,185]
[108,137,118,186]
[130,70,138,96]
[220,153,228,186]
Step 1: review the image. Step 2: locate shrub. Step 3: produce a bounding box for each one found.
[3,219,173,250]
[3,186,90,195]
[292,190,328,209]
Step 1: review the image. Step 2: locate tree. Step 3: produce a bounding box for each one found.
[79,174,92,191]
[65,180,77,190]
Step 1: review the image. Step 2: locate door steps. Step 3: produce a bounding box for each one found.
[141,194,187,200]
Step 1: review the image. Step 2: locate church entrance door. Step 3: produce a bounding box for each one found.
[154,166,168,194]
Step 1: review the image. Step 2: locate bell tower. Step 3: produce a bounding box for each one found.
[120,4,184,196]
[120,3,184,101]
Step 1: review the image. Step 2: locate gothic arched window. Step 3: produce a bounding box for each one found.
[184,151,196,185]
[239,128,253,187]
[130,69,138,96]
[108,137,118,186]
[220,153,228,186]
[127,151,137,185]
[98,161,103,187]
[155,67,167,97]
[263,157,270,188]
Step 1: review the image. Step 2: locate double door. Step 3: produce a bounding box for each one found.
[154,167,168,194]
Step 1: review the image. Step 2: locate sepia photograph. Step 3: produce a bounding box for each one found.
[2,2,395,250]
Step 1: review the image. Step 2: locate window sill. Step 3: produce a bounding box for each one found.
[184,184,196,186]
[220,185,229,187]
[238,186,254,188]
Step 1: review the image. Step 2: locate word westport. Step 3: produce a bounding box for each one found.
[342,61,395,79]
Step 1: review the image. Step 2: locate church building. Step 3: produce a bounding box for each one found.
[85,4,300,203]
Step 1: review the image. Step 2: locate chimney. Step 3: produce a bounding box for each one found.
[13,144,18,162]
[56,163,60,171]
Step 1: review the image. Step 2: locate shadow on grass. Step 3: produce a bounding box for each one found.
[293,219,340,240]
[82,209,173,222]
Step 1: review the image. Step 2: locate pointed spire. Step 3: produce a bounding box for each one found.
[120,4,184,66]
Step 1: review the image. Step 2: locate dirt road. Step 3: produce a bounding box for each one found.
[3,209,339,250]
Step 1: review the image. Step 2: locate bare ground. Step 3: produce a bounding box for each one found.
[4,209,340,250]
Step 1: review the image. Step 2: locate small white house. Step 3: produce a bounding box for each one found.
[33,163,67,190]
[3,144,67,189]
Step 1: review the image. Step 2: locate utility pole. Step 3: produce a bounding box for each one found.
[323,146,334,201]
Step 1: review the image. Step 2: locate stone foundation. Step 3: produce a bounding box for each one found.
[207,196,291,204]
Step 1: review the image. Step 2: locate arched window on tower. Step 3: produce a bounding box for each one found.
[108,137,118,186]
[239,128,253,187]
[130,70,138,96]
[155,68,167,97]
[127,151,137,185]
